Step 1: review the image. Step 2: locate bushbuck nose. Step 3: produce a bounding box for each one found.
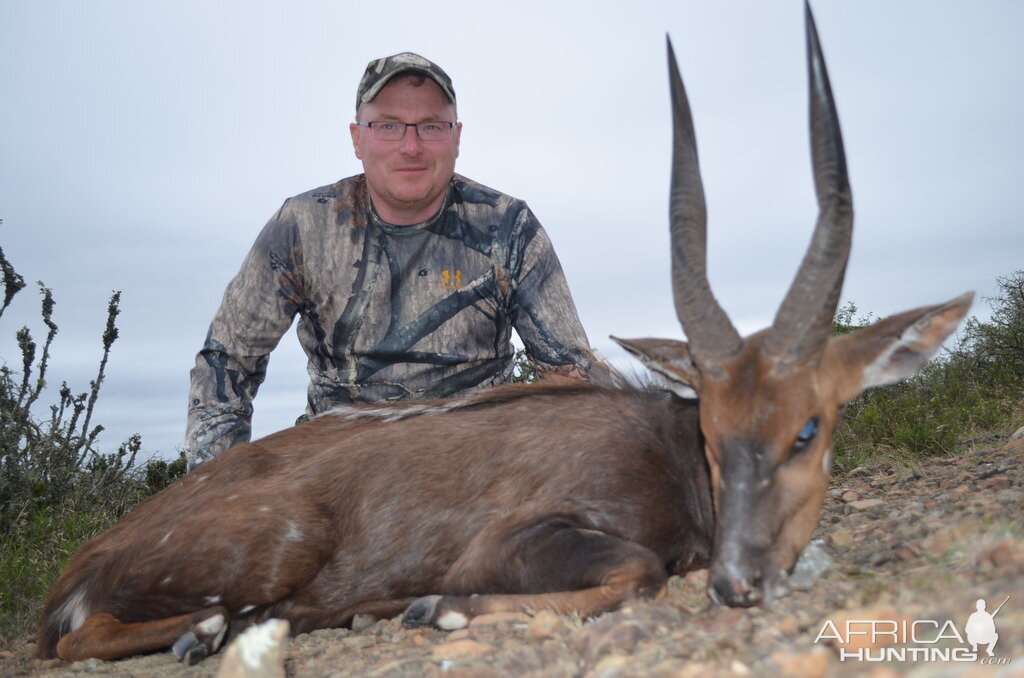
[711,573,764,607]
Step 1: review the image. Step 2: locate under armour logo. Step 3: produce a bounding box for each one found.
[439,270,465,289]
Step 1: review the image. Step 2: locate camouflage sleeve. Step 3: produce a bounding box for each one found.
[183,201,304,469]
[506,206,612,385]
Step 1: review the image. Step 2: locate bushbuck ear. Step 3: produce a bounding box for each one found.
[611,336,700,398]
[827,292,974,402]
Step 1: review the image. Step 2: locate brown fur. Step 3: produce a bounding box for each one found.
[37,382,713,660]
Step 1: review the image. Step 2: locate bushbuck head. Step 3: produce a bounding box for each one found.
[615,3,972,607]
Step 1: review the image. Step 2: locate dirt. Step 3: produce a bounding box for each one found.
[3,435,1023,678]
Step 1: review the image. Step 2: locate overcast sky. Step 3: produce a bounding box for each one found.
[2,1,1022,461]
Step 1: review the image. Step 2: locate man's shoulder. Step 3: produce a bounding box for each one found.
[450,174,528,215]
[286,175,365,207]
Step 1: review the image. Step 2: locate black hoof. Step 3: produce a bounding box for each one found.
[183,644,207,666]
[171,632,207,665]
[171,610,228,665]
[402,595,441,628]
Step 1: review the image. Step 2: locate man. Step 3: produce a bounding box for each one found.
[184,52,605,470]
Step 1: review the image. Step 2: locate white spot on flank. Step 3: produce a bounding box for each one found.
[159,531,172,545]
[239,605,256,615]
[259,507,271,512]
[227,495,238,501]
[161,576,173,586]
[284,521,302,542]
[436,610,469,631]
[205,595,222,605]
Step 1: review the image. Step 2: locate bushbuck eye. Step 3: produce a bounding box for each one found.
[793,417,820,453]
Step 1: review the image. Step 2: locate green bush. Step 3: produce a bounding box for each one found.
[831,273,1024,471]
[0,237,185,647]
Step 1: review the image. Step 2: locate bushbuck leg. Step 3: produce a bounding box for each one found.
[55,606,228,664]
[404,514,667,629]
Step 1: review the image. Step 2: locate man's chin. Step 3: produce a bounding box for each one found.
[375,190,444,223]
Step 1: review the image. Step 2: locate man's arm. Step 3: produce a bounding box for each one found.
[504,206,612,385]
[183,201,304,469]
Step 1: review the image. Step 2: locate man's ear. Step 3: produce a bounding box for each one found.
[611,336,700,398]
[453,121,463,159]
[350,122,364,160]
[825,292,973,402]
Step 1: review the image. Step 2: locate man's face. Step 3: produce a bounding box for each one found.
[350,76,462,225]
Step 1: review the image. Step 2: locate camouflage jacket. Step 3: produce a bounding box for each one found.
[184,173,602,468]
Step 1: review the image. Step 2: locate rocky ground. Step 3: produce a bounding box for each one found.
[3,433,1023,678]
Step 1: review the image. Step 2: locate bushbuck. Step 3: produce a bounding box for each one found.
[38,3,971,664]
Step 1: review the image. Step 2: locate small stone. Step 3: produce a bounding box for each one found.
[468,611,529,628]
[730,659,752,674]
[987,477,1010,491]
[848,499,884,511]
[776,615,800,637]
[925,532,954,561]
[575,621,645,662]
[341,635,375,649]
[350,614,375,633]
[447,629,472,641]
[789,539,833,589]
[841,490,860,503]
[526,610,568,641]
[682,569,708,587]
[1005,438,1024,453]
[828,528,854,547]
[591,654,629,678]
[432,638,494,659]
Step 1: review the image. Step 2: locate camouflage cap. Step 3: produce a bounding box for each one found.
[356,52,456,112]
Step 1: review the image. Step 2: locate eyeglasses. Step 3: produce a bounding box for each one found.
[356,120,455,141]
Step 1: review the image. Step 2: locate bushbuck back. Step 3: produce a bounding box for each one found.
[38,3,971,664]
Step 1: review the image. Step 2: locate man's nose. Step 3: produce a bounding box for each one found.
[400,125,423,155]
